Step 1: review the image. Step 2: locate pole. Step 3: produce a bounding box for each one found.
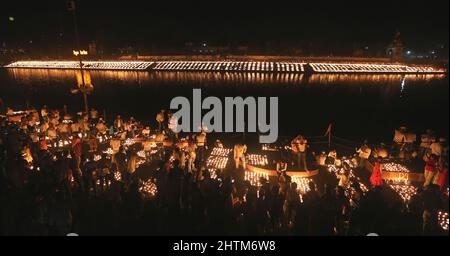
[70,0,89,114]
[328,130,331,149]
[328,123,332,149]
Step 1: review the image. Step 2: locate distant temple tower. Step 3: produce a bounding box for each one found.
[386,31,404,61]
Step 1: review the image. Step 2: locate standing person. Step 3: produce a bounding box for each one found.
[95,118,108,134]
[89,108,99,124]
[326,149,337,165]
[88,134,98,153]
[338,168,350,189]
[71,135,82,170]
[167,111,179,139]
[430,138,443,158]
[114,115,124,132]
[423,153,438,187]
[186,141,197,173]
[39,136,48,152]
[356,141,371,169]
[156,109,165,131]
[419,130,434,156]
[292,135,308,171]
[40,105,48,121]
[335,186,350,235]
[195,130,207,164]
[127,150,138,176]
[276,160,288,176]
[436,161,448,190]
[233,143,247,170]
[70,118,80,134]
[370,158,383,187]
[112,146,127,175]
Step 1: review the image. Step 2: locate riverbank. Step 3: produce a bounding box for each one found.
[4,60,447,74]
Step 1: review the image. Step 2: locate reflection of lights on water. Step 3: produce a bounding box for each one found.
[6,68,446,87]
[400,77,406,96]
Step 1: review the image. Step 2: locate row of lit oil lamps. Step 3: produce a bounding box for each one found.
[154,61,305,72]
[6,61,154,70]
[8,60,442,73]
[310,63,442,73]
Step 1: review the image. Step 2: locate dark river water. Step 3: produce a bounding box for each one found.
[0,68,448,147]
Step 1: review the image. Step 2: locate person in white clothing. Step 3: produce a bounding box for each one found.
[356,142,371,169]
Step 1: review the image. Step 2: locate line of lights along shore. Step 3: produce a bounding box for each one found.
[5,60,445,74]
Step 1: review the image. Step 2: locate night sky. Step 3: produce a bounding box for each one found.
[1,0,449,52]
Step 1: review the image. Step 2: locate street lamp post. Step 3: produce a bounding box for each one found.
[69,0,89,114]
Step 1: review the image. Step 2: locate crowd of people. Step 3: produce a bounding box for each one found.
[0,106,448,236]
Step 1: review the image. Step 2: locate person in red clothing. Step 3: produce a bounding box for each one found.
[370,158,383,187]
[72,136,82,169]
[423,153,438,187]
[437,162,448,190]
[39,137,48,151]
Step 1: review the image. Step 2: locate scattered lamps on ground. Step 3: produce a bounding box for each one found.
[382,162,411,184]
[124,138,135,146]
[246,154,269,167]
[244,171,269,187]
[137,150,146,158]
[210,147,232,157]
[389,184,417,203]
[140,179,157,196]
[382,162,410,173]
[438,211,449,231]
[114,171,122,181]
[103,148,114,155]
[291,176,312,194]
[206,147,232,170]
[207,157,228,170]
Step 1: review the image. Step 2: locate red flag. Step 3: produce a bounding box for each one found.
[324,123,332,136]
